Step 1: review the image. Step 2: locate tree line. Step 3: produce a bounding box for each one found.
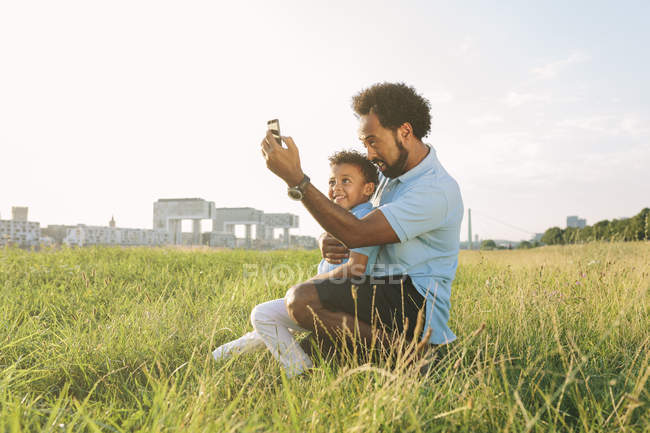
[477,207,649,250]
[540,207,650,245]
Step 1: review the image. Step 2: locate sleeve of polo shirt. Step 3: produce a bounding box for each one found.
[378,184,448,242]
[351,209,377,258]
[349,245,378,274]
[350,245,374,258]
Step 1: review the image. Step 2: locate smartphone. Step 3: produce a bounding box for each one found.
[267,119,282,147]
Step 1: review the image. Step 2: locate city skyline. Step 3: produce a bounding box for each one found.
[3,200,643,245]
[0,201,317,249]
[1,1,648,241]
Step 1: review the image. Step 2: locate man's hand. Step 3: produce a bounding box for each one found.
[319,233,350,264]
[260,130,304,186]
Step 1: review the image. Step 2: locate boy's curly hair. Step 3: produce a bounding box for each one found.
[351,82,432,139]
[328,150,379,186]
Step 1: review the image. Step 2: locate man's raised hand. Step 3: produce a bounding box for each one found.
[260,130,304,187]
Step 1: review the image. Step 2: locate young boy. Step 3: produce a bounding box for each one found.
[212,150,380,377]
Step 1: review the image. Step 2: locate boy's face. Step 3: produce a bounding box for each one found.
[328,163,374,210]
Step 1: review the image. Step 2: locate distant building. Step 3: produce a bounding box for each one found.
[532,233,544,242]
[207,231,237,248]
[154,198,300,248]
[0,206,41,248]
[64,225,168,247]
[41,225,76,245]
[495,239,516,249]
[3,200,307,250]
[154,198,214,245]
[567,216,587,229]
[290,235,319,250]
[0,220,41,248]
[12,207,28,222]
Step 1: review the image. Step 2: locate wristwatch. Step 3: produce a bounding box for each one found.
[288,174,310,201]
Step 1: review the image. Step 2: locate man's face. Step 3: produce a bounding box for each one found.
[358,112,408,178]
[328,163,373,210]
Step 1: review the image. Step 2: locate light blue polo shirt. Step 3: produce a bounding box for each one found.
[317,201,379,275]
[370,145,463,344]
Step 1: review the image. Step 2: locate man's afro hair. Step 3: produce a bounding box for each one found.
[352,82,432,140]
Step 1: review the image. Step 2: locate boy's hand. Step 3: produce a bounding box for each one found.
[260,130,304,187]
[319,233,350,264]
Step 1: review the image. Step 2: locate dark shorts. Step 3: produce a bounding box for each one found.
[313,275,426,340]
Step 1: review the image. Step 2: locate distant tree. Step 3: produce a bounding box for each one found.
[480,239,497,250]
[577,226,594,243]
[517,240,532,249]
[593,220,611,241]
[642,208,650,240]
[538,207,649,245]
[609,218,629,241]
[629,208,650,240]
[563,227,579,244]
[542,227,564,245]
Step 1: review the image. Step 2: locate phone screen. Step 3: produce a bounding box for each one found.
[267,119,281,146]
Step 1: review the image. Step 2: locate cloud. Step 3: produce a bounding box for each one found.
[503,92,552,107]
[460,117,649,192]
[428,91,454,104]
[454,35,477,62]
[503,91,579,107]
[558,113,649,137]
[618,115,648,136]
[531,52,590,80]
[461,131,546,183]
[468,114,503,126]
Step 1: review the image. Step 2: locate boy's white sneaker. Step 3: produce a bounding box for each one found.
[212,331,265,361]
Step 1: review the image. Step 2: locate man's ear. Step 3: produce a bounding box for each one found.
[363,182,376,198]
[399,122,413,140]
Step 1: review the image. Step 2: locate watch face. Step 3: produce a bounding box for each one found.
[288,188,303,201]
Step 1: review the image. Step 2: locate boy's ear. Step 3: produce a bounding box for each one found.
[363,182,375,198]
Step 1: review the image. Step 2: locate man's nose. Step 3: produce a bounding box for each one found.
[365,149,376,161]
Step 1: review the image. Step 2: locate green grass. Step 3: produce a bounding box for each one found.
[1,243,648,432]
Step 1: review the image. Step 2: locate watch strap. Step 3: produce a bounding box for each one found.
[287,174,310,201]
[296,174,310,193]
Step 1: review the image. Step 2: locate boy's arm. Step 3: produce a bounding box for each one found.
[310,252,369,281]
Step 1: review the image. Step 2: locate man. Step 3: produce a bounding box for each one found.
[260,82,463,360]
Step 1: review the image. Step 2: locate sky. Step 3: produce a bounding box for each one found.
[1,0,649,242]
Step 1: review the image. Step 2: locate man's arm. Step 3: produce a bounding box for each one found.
[299,182,398,248]
[260,131,399,248]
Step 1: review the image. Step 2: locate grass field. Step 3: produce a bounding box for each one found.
[1,243,648,432]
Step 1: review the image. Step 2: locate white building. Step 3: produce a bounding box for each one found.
[290,235,318,249]
[208,232,237,248]
[0,219,41,248]
[154,198,300,248]
[64,225,169,247]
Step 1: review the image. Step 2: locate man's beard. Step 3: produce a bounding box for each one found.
[380,132,409,178]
